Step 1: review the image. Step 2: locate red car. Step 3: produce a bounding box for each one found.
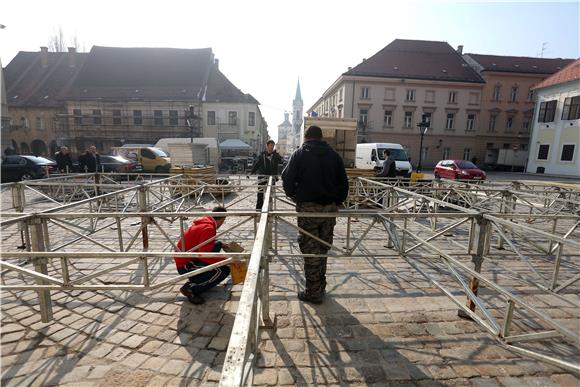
[434,160,486,180]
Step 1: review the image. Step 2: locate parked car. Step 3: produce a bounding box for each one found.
[434,160,486,180]
[1,155,57,183]
[99,155,143,173]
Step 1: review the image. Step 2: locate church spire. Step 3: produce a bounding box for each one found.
[294,78,302,103]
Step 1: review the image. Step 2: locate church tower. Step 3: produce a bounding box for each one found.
[292,79,303,149]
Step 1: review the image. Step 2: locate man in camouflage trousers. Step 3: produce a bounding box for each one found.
[282,125,349,304]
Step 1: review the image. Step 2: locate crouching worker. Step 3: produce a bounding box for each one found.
[175,206,230,305]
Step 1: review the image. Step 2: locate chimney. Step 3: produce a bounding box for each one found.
[40,46,48,67]
[348,67,352,71]
[457,45,464,54]
[67,47,76,67]
[214,58,219,69]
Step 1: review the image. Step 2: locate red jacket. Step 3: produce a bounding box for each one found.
[174,217,224,268]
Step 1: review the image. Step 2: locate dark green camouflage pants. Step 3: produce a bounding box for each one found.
[297,202,338,297]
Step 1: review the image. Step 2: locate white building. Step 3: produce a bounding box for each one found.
[526,59,580,177]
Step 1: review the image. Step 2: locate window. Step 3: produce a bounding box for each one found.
[448,91,457,103]
[537,144,549,160]
[384,88,395,100]
[422,112,432,127]
[463,148,471,160]
[206,111,215,125]
[112,110,122,125]
[506,117,513,131]
[561,144,575,162]
[92,109,102,125]
[383,110,393,127]
[359,109,368,126]
[527,89,534,101]
[169,110,178,126]
[361,87,369,99]
[249,112,256,126]
[404,111,413,128]
[489,114,497,132]
[339,89,343,102]
[562,96,580,120]
[154,110,163,126]
[443,147,451,160]
[510,86,518,102]
[73,109,82,125]
[425,90,435,103]
[469,92,480,105]
[228,111,237,125]
[133,110,142,125]
[538,100,557,122]
[36,117,44,130]
[141,148,156,159]
[466,114,475,131]
[406,89,416,101]
[446,113,454,129]
[492,85,501,101]
[522,120,530,132]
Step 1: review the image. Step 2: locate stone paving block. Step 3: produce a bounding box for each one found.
[208,336,229,351]
[160,359,190,376]
[105,347,132,362]
[58,365,92,384]
[121,334,148,349]
[471,377,501,387]
[141,356,168,371]
[253,368,278,385]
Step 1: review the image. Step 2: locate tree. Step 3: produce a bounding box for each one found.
[48,26,66,52]
[48,26,83,52]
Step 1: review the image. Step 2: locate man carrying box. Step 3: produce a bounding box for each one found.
[175,206,230,305]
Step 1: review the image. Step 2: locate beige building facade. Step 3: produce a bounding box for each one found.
[463,54,573,167]
[310,40,486,167]
[4,46,267,157]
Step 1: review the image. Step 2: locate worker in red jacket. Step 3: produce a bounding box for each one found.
[175,206,230,304]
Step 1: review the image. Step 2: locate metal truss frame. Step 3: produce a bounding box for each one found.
[1,174,578,386]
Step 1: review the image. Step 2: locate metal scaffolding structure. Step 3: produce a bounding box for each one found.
[0,173,578,385]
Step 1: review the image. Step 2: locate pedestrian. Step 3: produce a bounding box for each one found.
[249,140,283,210]
[282,125,349,304]
[376,149,397,178]
[78,145,101,173]
[54,146,74,173]
[174,206,230,305]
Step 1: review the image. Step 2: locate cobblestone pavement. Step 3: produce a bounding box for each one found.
[1,181,579,386]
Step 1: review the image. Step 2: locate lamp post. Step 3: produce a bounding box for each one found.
[186,105,201,141]
[416,115,430,173]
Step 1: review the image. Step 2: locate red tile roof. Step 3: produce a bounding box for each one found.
[532,58,580,90]
[465,54,573,75]
[344,39,484,84]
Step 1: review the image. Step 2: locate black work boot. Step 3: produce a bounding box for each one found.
[297,291,323,304]
[180,285,205,305]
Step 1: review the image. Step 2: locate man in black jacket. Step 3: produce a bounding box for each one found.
[249,140,283,210]
[282,125,349,304]
[54,146,74,173]
[78,145,101,173]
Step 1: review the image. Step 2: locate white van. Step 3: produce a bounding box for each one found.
[356,143,413,176]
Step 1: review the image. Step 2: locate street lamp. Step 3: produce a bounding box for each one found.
[416,115,430,173]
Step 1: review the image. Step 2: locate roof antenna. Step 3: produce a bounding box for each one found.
[537,42,548,58]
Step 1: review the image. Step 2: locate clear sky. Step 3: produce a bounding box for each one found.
[1,1,578,142]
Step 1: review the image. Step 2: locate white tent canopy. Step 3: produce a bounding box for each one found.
[219,139,252,149]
